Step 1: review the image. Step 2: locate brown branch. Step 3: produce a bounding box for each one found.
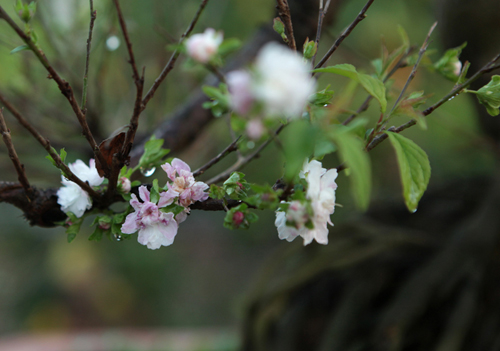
[206,124,285,185]
[193,136,241,177]
[311,0,332,66]
[387,22,437,117]
[0,109,32,195]
[141,0,210,108]
[314,0,375,70]
[365,52,500,154]
[276,0,297,51]
[0,92,99,197]
[0,6,106,172]
[81,0,96,113]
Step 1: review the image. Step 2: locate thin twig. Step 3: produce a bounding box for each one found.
[387,22,437,117]
[141,0,210,108]
[311,0,331,66]
[112,0,141,84]
[365,52,500,153]
[193,136,241,177]
[276,0,296,51]
[206,125,285,185]
[81,0,96,113]
[0,93,99,197]
[314,0,375,70]
[342,46,414,126]
[0,6,106,172]
[0,109,32,195]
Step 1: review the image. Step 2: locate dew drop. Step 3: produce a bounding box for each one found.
[140,166,156,177]
[411,208,418,213]
[115,234,122,241]
[448,96,456,101]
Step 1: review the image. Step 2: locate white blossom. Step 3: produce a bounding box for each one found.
[253,43,316,118]
[276,159,338,245]
[57,159,104,218]
[186,28,223,63]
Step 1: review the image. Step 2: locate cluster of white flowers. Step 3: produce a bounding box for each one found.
[57,159,104,218]
[185,28,223,64]
[275,159,338,245]
[121,158,209,250]
[227,43,316,122]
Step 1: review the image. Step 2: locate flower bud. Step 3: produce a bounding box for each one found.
[186,28,223,63]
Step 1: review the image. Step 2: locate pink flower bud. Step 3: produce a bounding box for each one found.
[119,177,131,193]
[227,70,253,114]
[232,211,245,227]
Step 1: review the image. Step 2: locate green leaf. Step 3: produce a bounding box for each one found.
[223,203,258,230]
[223,172,250,199]
[313,64,387,112]
[65,215,83,243]
[467,75,500,116]
[273,17,288,42]
[209,184,225,200]
[89,227,104,241]
[331,127,371,210]
[150,179,160,204]
[138,135,170,171]
[282,119,317,181]
[10,45,29,54]
[218,38,242,56]
[310,85,335,106]
[385,131,431,212]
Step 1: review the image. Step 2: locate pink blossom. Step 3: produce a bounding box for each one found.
[246,119,265,140]
[227,70,254,114]
[186,28,223,63]
[121,186,178,250]
[161,158,209,207]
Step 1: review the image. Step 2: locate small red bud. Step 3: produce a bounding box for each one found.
[232,211,245,226]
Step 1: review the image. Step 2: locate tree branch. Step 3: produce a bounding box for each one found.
[311,0,332,66]
[81,0,96,113]
[141,0,210,108]
[276,0,297,51]
[206,124,285,185]
[0,92,99,197]
[314,0,375,70]
[0,6,106,172]
[193,136,241,177]
[0,109,32,196]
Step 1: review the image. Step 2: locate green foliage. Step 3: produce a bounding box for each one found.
[282,119,317,181]
[302,38,317,60]
[65,213,83,243]
[223,204,258,230]
[313,64,387,113]
[390,91,428,129]
[433,42,466,81]
[10,45,29,55]
[244,184,281,210]
[273,17,288,43]
[310,85,335,107]
[223,172,250,200]
[385,131,431,212]
[150,179,160,204]
[467,75,500,116]
[89,215,112,241]
[209,184,226,200]
[45,148,69,177]
[218,38,242,57]
[331,125,371,210]
[137,135,170,173]
[15,0,36,23]
[202,83,230,117]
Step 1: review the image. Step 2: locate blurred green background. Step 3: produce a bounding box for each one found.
[0,0,494,350]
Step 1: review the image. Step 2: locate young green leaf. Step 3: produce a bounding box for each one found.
[466,75,500,116]
[313,64,387,113]
[385,131,431,212]
[331,128,371,210]
[282,119,317,181]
